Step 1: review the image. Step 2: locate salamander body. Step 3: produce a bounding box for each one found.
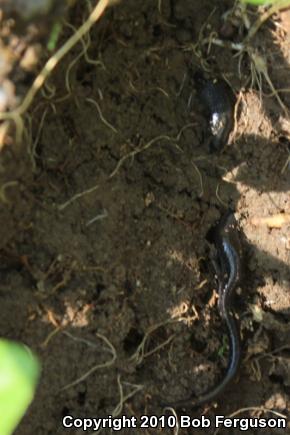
[161,211,242,409]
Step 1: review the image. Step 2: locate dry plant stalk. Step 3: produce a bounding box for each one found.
[0,0,113,141]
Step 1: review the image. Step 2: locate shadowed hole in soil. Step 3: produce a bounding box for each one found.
[77,388,87,406]
[123,278,134,295]
[94,282,106,299]
[61,406,70,419]
[123,327,144,354]
[269,374,285,385]
[190,334,207,353]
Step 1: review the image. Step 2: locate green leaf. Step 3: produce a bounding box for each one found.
[47,21,63,52]
[241,0,272,4]
[0,340,40,435]
[241,0,290,4]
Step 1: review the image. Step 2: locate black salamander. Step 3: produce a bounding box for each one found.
[161,211,242,409]
[198,77,235,152]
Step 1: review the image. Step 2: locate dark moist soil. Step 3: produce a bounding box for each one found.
[0,0,290,434]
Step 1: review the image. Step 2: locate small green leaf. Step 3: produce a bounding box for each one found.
[241,0,290,5]
[217,335,228,358]
[0,340,40,435]
[47,21,63,52]
[241,0,272,4]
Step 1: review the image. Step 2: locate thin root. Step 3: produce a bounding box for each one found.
[90,376,143,435]
[58,183,99,211]
[29,107,50,171]
[244,0,290,43]
[86,98,118,133]
[64,21,105,94]
[0,181,19,203]
[249,51,288,115]
[163,407,180,435]
[129,318,175,366]
[113,375,144,416]
[60,331,117,392]
[109,124,196,179]
[191,161,204,197]
[0,0,110,142]
[215,182,228,208]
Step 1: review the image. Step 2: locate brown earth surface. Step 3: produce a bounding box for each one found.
[0,0,290,434]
